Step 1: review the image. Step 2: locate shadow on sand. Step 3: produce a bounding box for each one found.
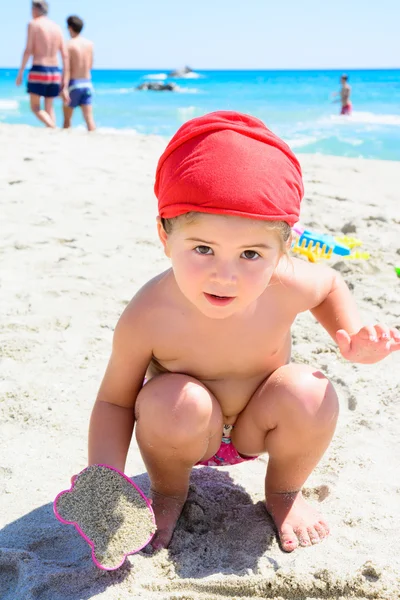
[136,466,277,579]
[0,467,276,599]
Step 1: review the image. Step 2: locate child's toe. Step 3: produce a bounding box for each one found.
[296,526,312,547]
[279,524,299,552]
[317,519,330,537]
[308,526,321,544]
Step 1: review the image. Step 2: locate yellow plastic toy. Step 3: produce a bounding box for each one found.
[291,237,370,263]
[334,235,363,249]
[343,251,370,260]
[292,238,333,262]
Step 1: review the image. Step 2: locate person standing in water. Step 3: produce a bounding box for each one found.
[62,15,96,131]
[334,74,352,115]
[16,1,69,128]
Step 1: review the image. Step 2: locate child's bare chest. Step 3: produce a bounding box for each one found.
[153,307,292,381]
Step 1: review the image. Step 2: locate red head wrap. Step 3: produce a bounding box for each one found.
[155,111,303,226]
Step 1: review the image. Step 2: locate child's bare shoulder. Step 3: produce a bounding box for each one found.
[275,257,338,309]
[119,269,174,324]
[110,270,173,354]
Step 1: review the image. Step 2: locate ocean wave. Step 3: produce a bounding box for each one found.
[177,106,197,119]
[96,87,137,95]
[337,136,364,146]
[287,133,365,150]
[326,111,400,126]
[0,99,19,111]
[174,86,200,94]
[286,136,320,149]
[177,72,204,79]
[142,73,168,80]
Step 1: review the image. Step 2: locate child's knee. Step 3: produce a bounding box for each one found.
[267,364,339,426]
[135,374,217,441]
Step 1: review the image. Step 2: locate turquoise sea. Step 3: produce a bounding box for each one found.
[1,68,400,160]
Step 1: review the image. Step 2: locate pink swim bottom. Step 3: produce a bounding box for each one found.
[196,424,258,467]
[341,102,352,115]
[142,380,257,467]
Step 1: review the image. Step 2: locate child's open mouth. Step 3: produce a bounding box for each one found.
[204,293,236,306]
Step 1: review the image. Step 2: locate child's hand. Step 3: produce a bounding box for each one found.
[336,325,400,364]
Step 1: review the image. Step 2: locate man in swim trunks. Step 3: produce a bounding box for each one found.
[16,1,69,128]
[339,74,352,115]
[62,15,96,132]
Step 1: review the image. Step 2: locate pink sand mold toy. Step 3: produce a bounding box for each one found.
[292,224,304,237]
[54,464,156,571]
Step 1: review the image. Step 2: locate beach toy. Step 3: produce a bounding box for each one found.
[299,230,351,256]
[334,235,363,249]
[292,223,304,237]
[54,464,156,570]
[292,237,333,262]
[395,267,400,278]
[343,251,370,260]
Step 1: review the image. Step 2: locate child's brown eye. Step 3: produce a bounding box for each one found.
[242,250,259,260]
[195,245,212,255]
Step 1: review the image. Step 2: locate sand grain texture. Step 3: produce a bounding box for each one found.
[55,465,155,569]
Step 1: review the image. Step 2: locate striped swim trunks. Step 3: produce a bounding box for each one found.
[27,65,62,98]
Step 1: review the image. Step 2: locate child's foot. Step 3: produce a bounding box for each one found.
[265,490,330,552]
[150,490,187,550]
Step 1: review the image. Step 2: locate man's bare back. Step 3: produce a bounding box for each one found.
[16,3,68,128]
[68,37,93,80]
[28,16,63,66]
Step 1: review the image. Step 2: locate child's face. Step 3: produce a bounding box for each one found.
[159,213,284,319]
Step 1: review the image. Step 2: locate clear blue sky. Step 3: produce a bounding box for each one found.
[3,0,400,70]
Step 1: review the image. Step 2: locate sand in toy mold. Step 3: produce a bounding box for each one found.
[55,465,156,569]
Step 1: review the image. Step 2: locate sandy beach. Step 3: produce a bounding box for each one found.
[1,124,400,600]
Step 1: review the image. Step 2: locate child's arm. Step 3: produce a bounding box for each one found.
[309,267,363,340]
[294,261,400,364]
[88,301,153,472]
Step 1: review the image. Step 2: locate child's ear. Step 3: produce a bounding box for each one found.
[156,217,171,257]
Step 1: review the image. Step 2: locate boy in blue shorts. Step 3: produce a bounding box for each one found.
[62,15,96,131]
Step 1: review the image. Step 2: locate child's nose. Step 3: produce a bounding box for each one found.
[211,261,237,284]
